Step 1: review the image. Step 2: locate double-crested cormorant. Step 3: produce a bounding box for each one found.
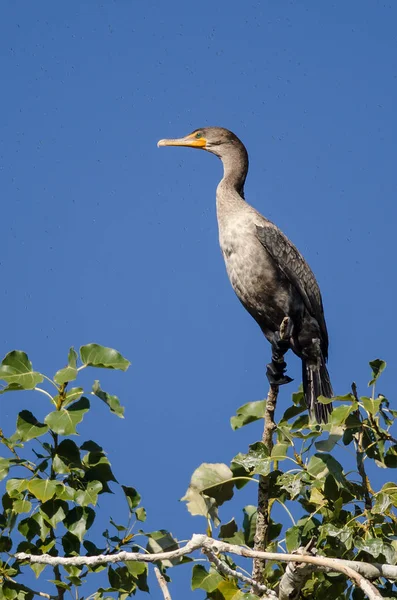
[158,127,333,423]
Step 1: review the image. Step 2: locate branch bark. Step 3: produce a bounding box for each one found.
[252,316,290,584]
[154,567,172,600]
[203,548,277,599]
[15,534,386,600]
[277,543,316,600]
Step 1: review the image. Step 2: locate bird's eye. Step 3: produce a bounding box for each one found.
[195,132,203,139]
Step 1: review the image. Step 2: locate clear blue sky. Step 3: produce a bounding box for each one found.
[1,1,397,598]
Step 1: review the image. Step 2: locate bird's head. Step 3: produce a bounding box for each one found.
[157,127,244,159]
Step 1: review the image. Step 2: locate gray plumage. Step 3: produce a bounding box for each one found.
[158,126,333,423]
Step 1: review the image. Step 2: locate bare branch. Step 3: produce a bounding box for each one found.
[15,534,387,599]
[203,548,277,599]
[154,567,172,600]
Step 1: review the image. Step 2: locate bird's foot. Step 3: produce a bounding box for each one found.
[266,360,293,386]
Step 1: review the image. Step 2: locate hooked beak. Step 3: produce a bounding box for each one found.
[157,134,207,149]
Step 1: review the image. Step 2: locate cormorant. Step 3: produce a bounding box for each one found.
[158,127,333,423]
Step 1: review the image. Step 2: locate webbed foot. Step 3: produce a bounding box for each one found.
[266,360,293,386]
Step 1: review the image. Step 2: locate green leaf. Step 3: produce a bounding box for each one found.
[372,493,392,514]
[361,396,382,416]
[56,439,82,468]
[92,380,125,418]
[45,397,90,435]
[219,518,238,539]
[16,410,48,441]
[54,348,78,384]
[122,486,141,511]
[230,400,265,430]
[233,442,271,476]
[80,344,130,371]
[126,561,147,577]
[75,481,102,507]
[277,472,304,499]
[355,537,396,563]
[64,507,95,542]
[286,525,301,552]
[0,351,43,389]
[135,507,146,522]
[28,479,57,503]
[183,463,234,506]
[271,442,289,461]
[217,580,245,600]
[242,505,257,547]
[315,427,343,452]
[18,516,41,540]
[369,359,386,386]
[0,382,25,395]
[0,458,11,481]
[307,453,345,485]
[6,478,29,497]
[61,387,84,408]
[191,565,223,592]
[13,499,32,514]
[40,499,69,527]
[330,403,357,426]
[147,530,179,567]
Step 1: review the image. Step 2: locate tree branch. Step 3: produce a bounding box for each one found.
[277,542,316,600]
[203,548,277,599]
[252,316,290,584]
[154,567,172,600]
[15,534,386,599]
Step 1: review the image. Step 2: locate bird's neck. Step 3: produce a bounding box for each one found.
[220,145,248,198]
[216,144,249,215]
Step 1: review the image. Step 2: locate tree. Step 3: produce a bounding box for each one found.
[0,343,396,600]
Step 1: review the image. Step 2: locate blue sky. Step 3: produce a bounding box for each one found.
[1,1,397,598]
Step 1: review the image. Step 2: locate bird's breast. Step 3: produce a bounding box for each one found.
[218,216,293,329]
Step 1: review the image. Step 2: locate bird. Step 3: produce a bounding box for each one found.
[157,127,333,423]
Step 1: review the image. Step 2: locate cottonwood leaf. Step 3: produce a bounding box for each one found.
[230,400,265,430]
[146,530,179,567]
[80,344,130,371]
[0,351,43,389]
[75,481,103,507]
[45,397,90,435]
[13,499,32,514]
[16,410,48,441]
[92,380,125,418]
[122,486,141,511]
[54,348,78,384]
[64,507,95,542]
[369,359,386,386]
[232,442,270,475]
[28,479,57,503]
[183,463,234,506]
[191,565,223,592]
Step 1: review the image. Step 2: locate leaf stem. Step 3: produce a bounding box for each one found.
[35,387,54,402]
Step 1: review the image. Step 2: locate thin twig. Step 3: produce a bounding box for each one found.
[352,383,373,513]
[154,567,172,600]
[0,428,35,473]
[203,548,277,598]
[6,577,56,599]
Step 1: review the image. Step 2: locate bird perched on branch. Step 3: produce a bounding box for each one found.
[158,127,333,423]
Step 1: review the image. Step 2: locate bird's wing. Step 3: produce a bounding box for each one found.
[256,223,329,353]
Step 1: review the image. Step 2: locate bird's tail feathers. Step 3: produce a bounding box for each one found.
[302,358,333,424]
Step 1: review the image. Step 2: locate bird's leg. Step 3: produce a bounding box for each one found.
[266,317,294,386]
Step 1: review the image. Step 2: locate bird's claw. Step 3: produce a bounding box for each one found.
[266,361,294,386]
